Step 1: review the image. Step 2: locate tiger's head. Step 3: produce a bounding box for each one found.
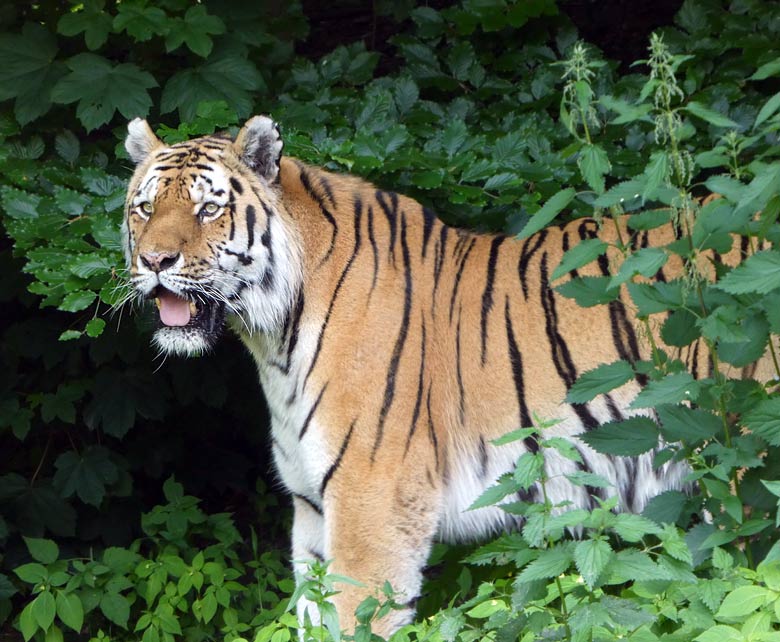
[123,116,301,356]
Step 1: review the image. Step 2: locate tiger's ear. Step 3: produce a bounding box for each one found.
[234,116,283,183]
[125,118,162,165]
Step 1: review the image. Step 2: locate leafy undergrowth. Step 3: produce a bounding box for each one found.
[4,0,780,641]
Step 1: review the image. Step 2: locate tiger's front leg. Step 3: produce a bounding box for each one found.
[321,461,443,637]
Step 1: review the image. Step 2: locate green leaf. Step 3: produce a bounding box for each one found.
[442,120,468,158]
[608,550,669,582]
[56,591,84,632]
[53,447,118,507]
[594,179,644,208]
[54,130,80,164]
[1,187,40,219]
[14,563,48,585]
[165,5,225,58]
[555,275,620,307]
[660,525,693,564]
[599,95,652,125]
[552,238,607,280]
[85,318,107,338]
[630,372,699,408]
[610,247,668,288]
[23,537,59,564]
[642,490,687,524]
[161,43,265,121]
[20,602,38,642]
[468,474,518,510]
[517,545,574,582]
[657,405,721,442]
[0,23,64,124]
[517,188,575,239]
[579,417,659,456]
[695,625,744,642]
[112,2,168,41]
[744,398,780,446]
[57,0,113,50]
[564,471,612,488]
[514,453,543,490]
[754,91,780,129]
[100,593,129,628]
[751,56,780,80]
[59,290,96,313]
[51,53,157,131]
[716,586,772,619]
[32,591,56,631]
[45,625,63,642]
[717,251,780,295]
[492,427,537,446]
[59,330,82,342]
[684,101,738,128]
[574,538,613,588]
[627,280,683,316]
[612,513,662,542]
[566,360,634,404]
[578,144,611,193]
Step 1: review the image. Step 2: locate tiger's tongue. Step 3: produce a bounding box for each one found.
[158,290,191,326]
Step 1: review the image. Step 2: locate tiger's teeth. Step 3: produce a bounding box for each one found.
[155,298,161,310]
[189,301,197,316]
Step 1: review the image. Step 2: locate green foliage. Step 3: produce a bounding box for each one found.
[3,0,780,641]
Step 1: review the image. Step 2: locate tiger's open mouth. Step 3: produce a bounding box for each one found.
[149,287,226,336]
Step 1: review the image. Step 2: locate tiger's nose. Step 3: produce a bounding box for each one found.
[140,251,180,272]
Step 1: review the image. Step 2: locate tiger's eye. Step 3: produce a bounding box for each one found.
[203,202,219,214]
[140,201,153,214]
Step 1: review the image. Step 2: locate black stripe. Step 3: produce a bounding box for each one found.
[404,319,427,457]
[449,237,476,323]
[299,383,328,439]
[321,420,356,495]
[372,212,413,461]
[302,200,362,390]
[281,290,305,374]
[539,252,600,429]
[433,225,449,297]
[319,176,335,206]
[456,308,466,425]
[376,190,398,265]
[245,204,256,249]
[426,386,440,472]
[293,493,323,516]
[298,165,338,266]
[504,297,537,453]
[422,207,436,259]
[367,205,379,293]
[478,435,489,480]
[480,235,505,364]
[518,230,547,300]
[229,177,243,194]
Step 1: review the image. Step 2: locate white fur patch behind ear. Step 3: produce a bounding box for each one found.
[234,116,283,183]
[125,118,162,165]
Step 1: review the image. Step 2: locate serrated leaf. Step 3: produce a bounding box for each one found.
[613,513,662,542]
[0,23,63,124]
[161,43,265,121]
[717,251,780,295]
[657,404,721,442]
[2,187,40,219]
[517,545,574,582]
[579,417,659,456]
[57,0,112,50]
[564,471,612,488]
[716,586,772,619]
[755,91,780,129]
[467,473,518,510]
[751,56,780,80]
[642,490,687,524]
[552,238,607,280]
[112,3,167,41]
[53,447,118,507]
[514,453,543,490]
[165,5,225,58]
[574,538,613,588]
[54,130,80,164]
[630,372,699,408]
[24,537,59,564]
[52,53,157,131]
[599,95,652,125]
[744,398,780,446]
[518,188,575,239]
[695,625,743,642]
[685,101,738,128]
[85,318,106,338]
[555,275,620,307]
[566,360,634,403]
[56,591,84,632]
[59,290,96,313]
[59,330,82,342]
[578,144,611,193]
[610,247,668,288]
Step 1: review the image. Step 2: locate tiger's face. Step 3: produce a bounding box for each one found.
[123,116,300,356]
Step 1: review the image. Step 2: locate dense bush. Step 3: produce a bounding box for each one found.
[4,0,780,640]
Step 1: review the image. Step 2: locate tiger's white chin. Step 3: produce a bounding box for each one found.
[152,326,213,357]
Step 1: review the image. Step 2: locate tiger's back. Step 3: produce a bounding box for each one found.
[123,116,773,636]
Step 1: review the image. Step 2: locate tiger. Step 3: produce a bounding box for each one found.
[122,115,774,636]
